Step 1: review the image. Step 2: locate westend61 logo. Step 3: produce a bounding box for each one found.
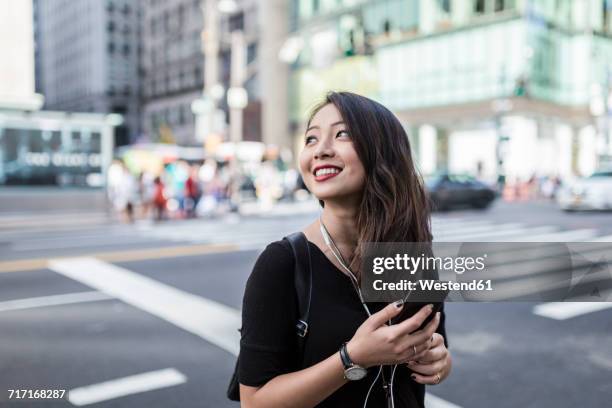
[361,242,612,303]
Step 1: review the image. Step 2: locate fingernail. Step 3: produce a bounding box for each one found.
[411,374,417,380]
[426,304,434,312]
[395,299,404,308]
[436,312,441,319]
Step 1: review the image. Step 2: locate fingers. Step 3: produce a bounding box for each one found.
[390,313,440,363]
[408,312,440,346]
[365,300,405,329]
[411,371,443,385]
[391,304,435,335]
[410,333,443,361]
[408,344,447,366]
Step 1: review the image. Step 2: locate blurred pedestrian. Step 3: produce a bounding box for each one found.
[184,165,201,218]
[111,161,138,223]
[152,176,167,221]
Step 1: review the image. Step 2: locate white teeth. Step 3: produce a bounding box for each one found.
[315,168,341,177]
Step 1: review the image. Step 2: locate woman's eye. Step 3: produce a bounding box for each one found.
[305,135,316,145]
[336,130,350,138]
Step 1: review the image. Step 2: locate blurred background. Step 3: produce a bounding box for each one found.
[0,1,611,407]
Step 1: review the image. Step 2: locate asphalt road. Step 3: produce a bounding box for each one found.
[1,199,611,407]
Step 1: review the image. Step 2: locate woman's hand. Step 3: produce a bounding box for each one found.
[346,303,440,369]
[406,333,452,385]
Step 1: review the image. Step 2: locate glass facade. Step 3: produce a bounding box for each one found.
[290,0,612,115]
[0,112,115,186]
[288,0,612,179]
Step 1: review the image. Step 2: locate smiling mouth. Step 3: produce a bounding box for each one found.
[313,167,343,182]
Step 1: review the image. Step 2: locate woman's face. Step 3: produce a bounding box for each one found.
[299,103,366,205]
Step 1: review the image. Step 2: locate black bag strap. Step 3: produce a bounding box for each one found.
[283,232,313,343]
[227,233,313,402]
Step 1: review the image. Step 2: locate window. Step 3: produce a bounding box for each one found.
[178,4,185,27]
[122,44,130,56]
[475,0,485,13]
[229,12,244,31]
[108,42,115,53]
[179,104,186,125]
[107,21,115,32]
[604,0,612,33]
[437,0,451,13]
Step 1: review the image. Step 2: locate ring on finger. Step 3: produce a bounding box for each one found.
[435,373,441,384]
[413,345,417,356]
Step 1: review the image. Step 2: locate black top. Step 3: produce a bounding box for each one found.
[239,239,448,407]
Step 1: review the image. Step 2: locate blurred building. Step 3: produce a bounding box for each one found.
[0,0,43,111]
[289,0,612,181]
[35,0,141,146]
[140,0,261,146]
[0,0,118,187]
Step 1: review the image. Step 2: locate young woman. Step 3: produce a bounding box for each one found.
[238,92,452,407]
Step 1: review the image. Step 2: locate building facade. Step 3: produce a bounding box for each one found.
[0,0,43,111]
[35,0,141,146]
[140,0,261,146]
[289,0,612,181]
[0,0,117,186]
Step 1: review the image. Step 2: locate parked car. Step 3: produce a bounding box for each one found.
[426,174,496,211]
[557,171,612,211]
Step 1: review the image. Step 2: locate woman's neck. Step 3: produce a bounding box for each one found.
[320,201,359,250]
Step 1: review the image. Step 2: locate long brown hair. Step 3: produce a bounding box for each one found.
[307,91,432,275]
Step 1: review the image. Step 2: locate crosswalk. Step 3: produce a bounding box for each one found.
[3,210,611,407]
[3,210,612,256]
[133,214,611,248]
[7,210,610,306]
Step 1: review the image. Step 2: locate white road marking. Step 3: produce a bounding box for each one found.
[0,291,112,312]
[68,368,186,406]
[438,225,545,241]
[533,302,612,320]
[48,257,241,355]
[505,228,597,242]
[443,225,558,241]
[586,234,612,242]
[12,234,164,252]
[426,392,463,408]
[48,258,461,407]
[433,221,510,236]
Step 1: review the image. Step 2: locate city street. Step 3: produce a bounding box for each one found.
[1,198,611,407]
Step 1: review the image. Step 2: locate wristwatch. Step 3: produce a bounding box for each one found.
[339,343,367,381]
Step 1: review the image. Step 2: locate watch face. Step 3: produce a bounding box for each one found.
[345,366,367,381]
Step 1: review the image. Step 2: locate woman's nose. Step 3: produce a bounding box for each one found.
[314,137,335,159]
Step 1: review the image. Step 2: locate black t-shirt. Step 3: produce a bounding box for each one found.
[239,239,448,407]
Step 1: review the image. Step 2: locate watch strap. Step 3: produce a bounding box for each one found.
[339,343,353,369]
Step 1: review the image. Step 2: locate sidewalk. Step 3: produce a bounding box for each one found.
[0,186,108,214]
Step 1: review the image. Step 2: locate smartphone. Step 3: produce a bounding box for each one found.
[391,301,444,330]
